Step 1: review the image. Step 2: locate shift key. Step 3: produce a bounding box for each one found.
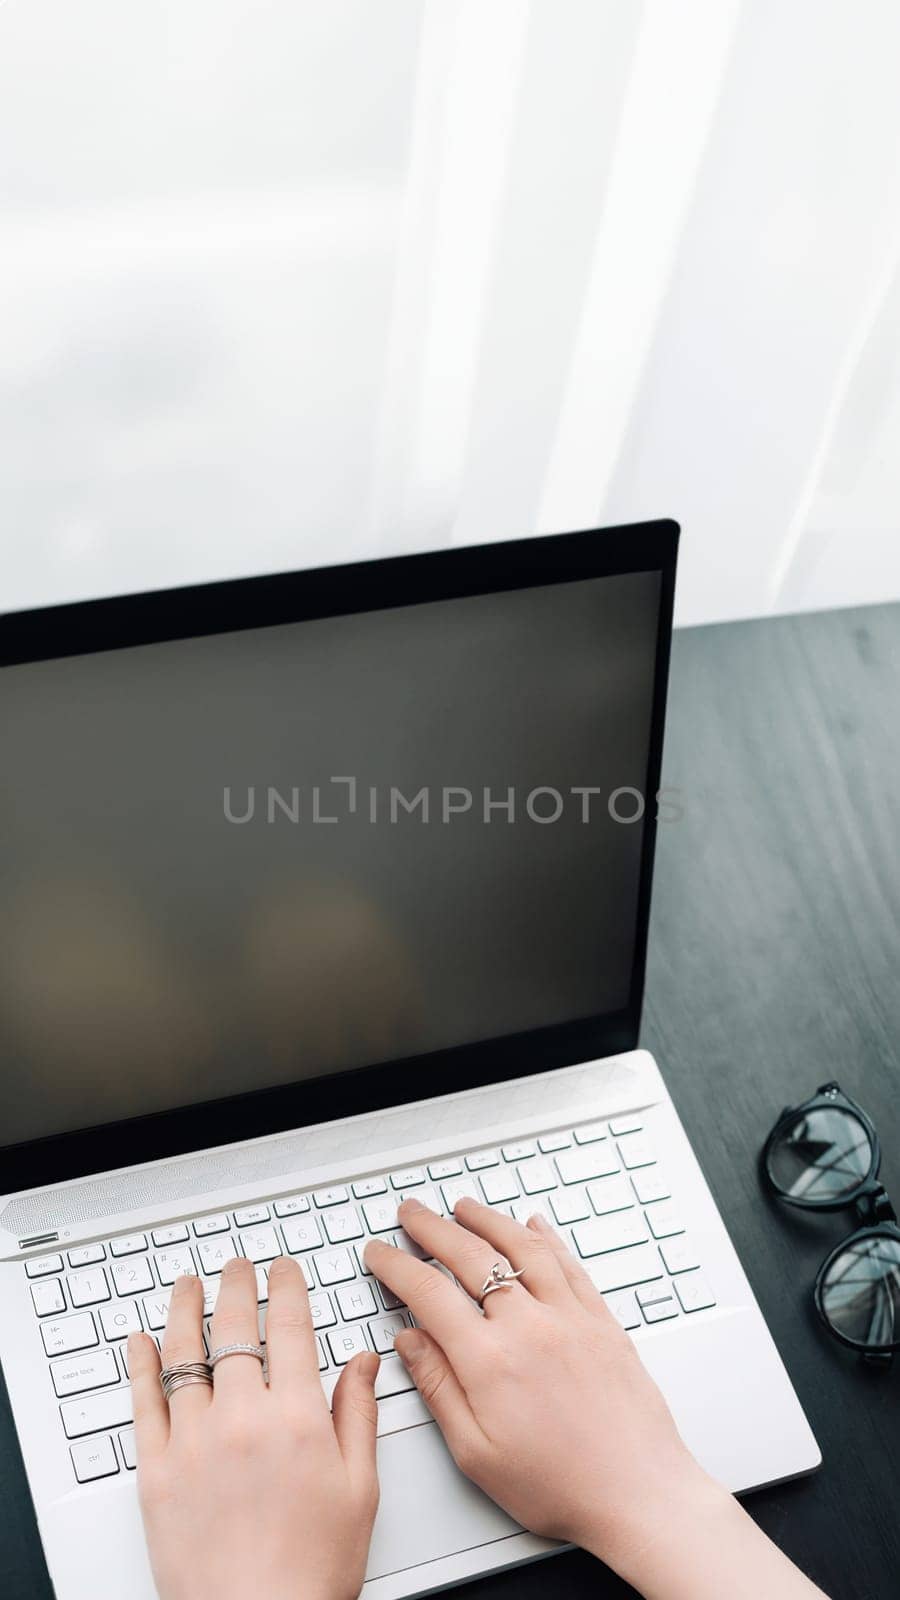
[61,1387,133,1439]
[583,1243,663,1294]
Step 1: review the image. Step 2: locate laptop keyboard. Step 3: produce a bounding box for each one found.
[24,1113,716,1486]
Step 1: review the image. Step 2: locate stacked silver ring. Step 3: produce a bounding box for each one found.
[208,1342,267,1372]
[159,1360,213,1400]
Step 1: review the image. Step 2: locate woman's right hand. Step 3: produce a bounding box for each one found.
[366,1199,826,1600]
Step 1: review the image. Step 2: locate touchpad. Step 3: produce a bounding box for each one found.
[366,1421,521,1582]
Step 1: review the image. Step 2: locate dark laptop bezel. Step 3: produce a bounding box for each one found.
[0,520,678,1193]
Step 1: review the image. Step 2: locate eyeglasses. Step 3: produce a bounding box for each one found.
[761,1082,900,1361]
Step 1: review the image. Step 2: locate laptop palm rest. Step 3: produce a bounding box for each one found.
[366,1422,520,1582]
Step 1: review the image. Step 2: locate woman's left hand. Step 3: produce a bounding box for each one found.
[129,1255,380,1600]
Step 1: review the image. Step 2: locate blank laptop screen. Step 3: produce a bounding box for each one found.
[0,570,661,1148]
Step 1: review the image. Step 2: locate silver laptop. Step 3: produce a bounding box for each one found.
[0,521,820,1600]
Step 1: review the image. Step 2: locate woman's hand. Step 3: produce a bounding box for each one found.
[365,1199,737,1596]
[129,1255,379,1600]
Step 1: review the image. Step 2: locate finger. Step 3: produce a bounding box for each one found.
[363,1237,483,1380]
[395,1198,528,1311]
[128,1331,168,1458]
[265,1254,327,1402]
[452,1197,572,1307]
[209,1256,266,1400]
[526,1214,625,1330]
[159,1274,211,1421]
[394,1327,486,1467]
[331,1351,380,1506]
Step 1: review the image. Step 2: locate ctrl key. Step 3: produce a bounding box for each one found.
[70,1434,119,1484]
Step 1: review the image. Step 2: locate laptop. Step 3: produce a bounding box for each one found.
[0,520,820,1600]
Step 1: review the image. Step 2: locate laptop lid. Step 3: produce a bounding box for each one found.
[0,522,678,1190]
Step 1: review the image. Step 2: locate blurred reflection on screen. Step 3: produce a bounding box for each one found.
[0,572,660,1145]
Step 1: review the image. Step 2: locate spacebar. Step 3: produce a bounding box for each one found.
[321,1361,432,1436]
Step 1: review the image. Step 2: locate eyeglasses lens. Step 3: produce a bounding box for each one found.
[819,1233,900,1350]
[767,1106,872,1201]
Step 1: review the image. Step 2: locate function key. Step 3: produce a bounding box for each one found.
[110,1235,147,1257]
[479,1168,520,1205]
[501,1142,535,1162]
[609,1114,643,1137]
[390,1168,425,1190]
[193,1214,231,1236]
[70,1434,119,1484]
[274,1195,312,1216]
[465,1149,499,1171]
[313,1187,348,1209]
[351,1178,386,1200]
[441,1178,480,1211]
[427,1159,463,1181]
[573,1122,607,1145]
[234,1205,271,1227]
[67,1245,106,1269]
[152,1224,189,1247]
[25,1254,64,1278]
[538,1133,571,1154]
[31,1280,66,1317]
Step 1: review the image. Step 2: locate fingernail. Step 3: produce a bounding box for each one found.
[126,1332,141,1360]
[172,1271,199,1293]
[397,1330,428,1364]
[356,1351,380,1381]
[222,1255,243,1274]
[399,1196,423,1212]
[529,1213,551,1231]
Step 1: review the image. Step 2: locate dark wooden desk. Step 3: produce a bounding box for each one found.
[2,601,898,1600]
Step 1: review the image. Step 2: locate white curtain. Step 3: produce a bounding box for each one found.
[2,0,899,623]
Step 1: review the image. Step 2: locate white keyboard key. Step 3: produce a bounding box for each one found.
[660,1237,701,1274]
[274,1195,311,1217]
[646,1204,684,1240]
[41,1313,98,1357]
[632,1170,671,1204]
[324,1207,364,1245]
[441,1178,480,1210]
[609,1114,643,1137]
[368,1313,408,1354]
[572,1212,648,1258]
[193,1213,231,1236]
[280,1215,323,1254]
[374,1354,415,1397]
[70,1434,119,1482]
[68,1269,110,1308]
[25,1254,64,1277]
[240,1226,281,1263]
[428,1159,463,1181]
[587,1175,635,1216]
[61,1387,133,1439]
[31,1280,66,1317]
[316,1337,328,1371]
[154,1248,196,1285]
[355,1244,373,1277]
[538,1132,571,1153]
[501,1141,535,1162]
[327,1324,368,1365]
[51,1348,119,1398]
[142,1291,173,1331]
[549,1186,591,1225]
[377,1280,405,1312]
[518,1158,556,1195]
[100,1301,143,1341]
[234,1204,271,1227]
[573,1122,608,1145]
[674,1273,716,1313]
[465,1149,499,1171]
[110,1235,147,1257]
[511,1197,554,1225]
[387,1229,427,1261]
[479,1167,520,1205]
[197,1236,237,1274]
[299,1259,315,1291]
[152,1224,189,1247]
[308,1292,337,1329]
[617,1135,655,1170]
[313,1186,349,1208]
[119,1429,137,1470]
[556,1145,620,1185]
[641,1295,679,1324]
[604,1290,642,1330]
[335,1282,378,1321]
[315,1249,355,1286]
[67,1246,106,1268]
[351,1178,386,1200]
[391,1168,425,1189]
[398,1184,441,1213]
[111,1258,154,1296]
[581,1243,663,1294]
[361,1197,398,1234]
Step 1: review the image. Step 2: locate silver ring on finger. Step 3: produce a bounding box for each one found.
[159,1360,213,1401]
[209,1341,267,1374]
[478,1261,526,1306]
